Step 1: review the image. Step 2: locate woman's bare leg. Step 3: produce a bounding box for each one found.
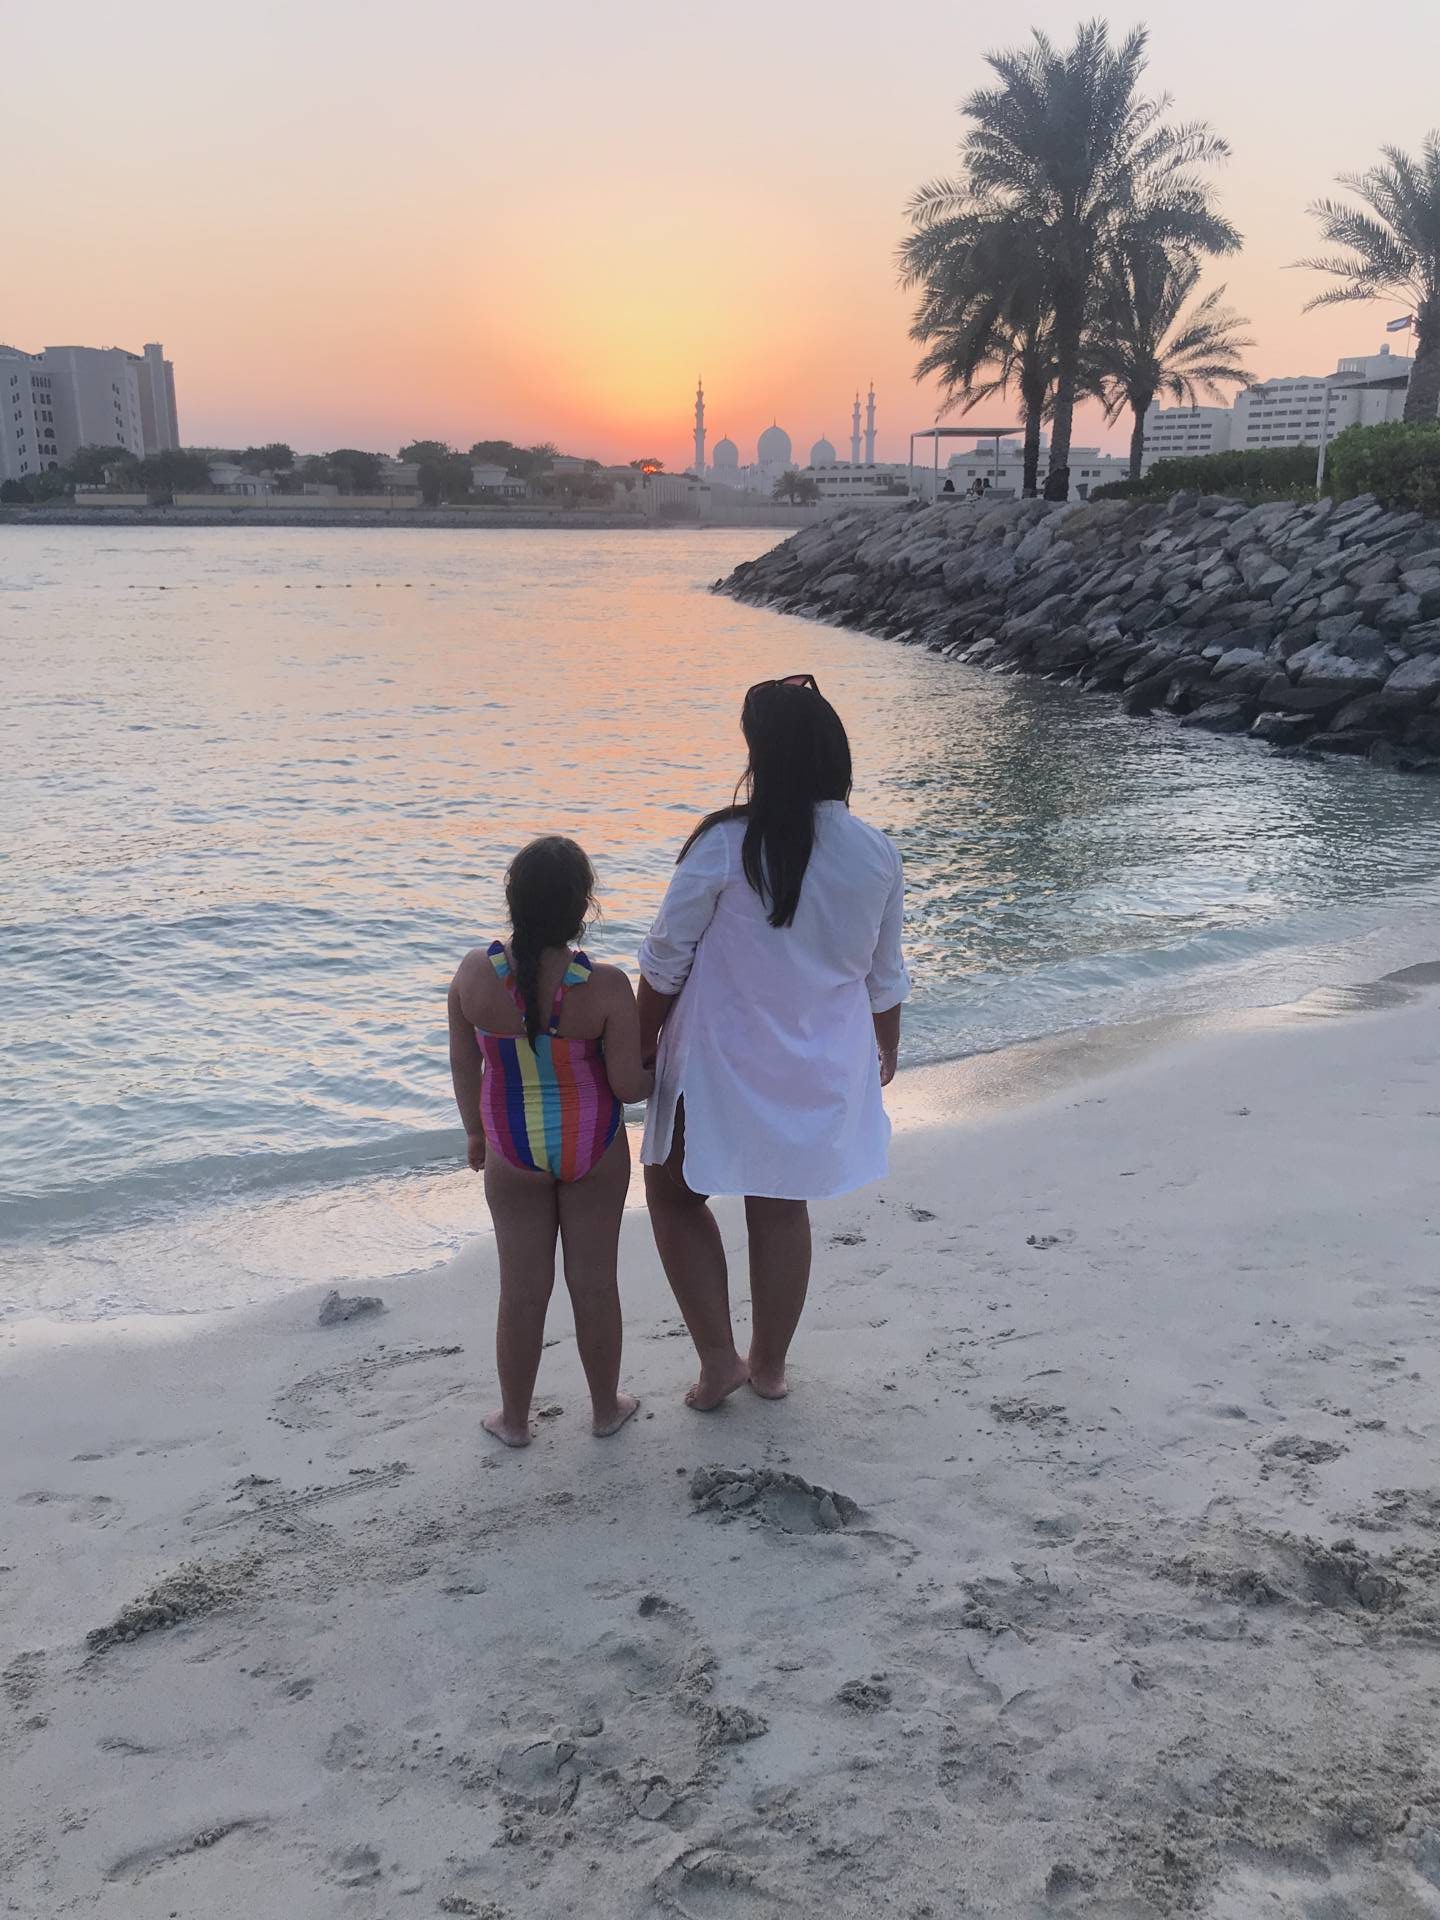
[483,1153,560,1447]
[557,1128,638,1436]
[644,1103,748,1411]
[745,1196,811,1399]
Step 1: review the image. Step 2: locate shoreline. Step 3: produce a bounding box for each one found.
[1,507,807,533]
[8,953,1440,1331]
[6,962,1440,1911]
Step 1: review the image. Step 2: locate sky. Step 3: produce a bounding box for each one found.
[5,0,1437,466]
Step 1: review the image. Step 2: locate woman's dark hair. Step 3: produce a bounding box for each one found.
[679,682,852,928]
[505,836,596,1045]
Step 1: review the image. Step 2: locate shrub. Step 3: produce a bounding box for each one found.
[1092,445,1318,505]
[1325,420,1440,517]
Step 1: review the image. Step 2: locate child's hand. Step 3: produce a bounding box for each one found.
[466,1130,487,1172]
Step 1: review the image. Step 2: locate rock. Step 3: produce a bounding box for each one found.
[317,1290,384,1326]
[1378,591,1424,636]
[1307,730,1385,757]
[1214,646,1267,675]
[1257,676,1346,717]
[1380,654,1440,705]
[1402,565,1440,619]
[1180,698,1256,735]
[1251,712,1320,747]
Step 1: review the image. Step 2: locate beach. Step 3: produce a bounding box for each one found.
[7,983,1440,1917]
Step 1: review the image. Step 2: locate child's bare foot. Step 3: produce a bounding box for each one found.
[592,1392,640,1438]
[748,1363,789,1400]
[685,1355,749,1412]
[483,1411,531,1449]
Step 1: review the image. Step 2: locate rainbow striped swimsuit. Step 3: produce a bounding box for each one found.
[476,942,622,1180]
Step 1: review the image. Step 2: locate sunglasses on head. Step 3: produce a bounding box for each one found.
[745,672,821,702]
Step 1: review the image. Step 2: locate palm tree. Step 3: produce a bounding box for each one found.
[899,202,1058,496]
[1296,133,1440,425]
[916,19,1240,498]
[1085,248,1254,478]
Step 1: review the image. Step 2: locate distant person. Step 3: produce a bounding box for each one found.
[638,676,909,1410]
[1042,465,1070,502]
[448,837,653,1447]
[969,477,985,499]
[982,477,993,493]
[942,476,956,493]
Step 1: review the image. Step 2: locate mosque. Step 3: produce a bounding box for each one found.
[690,379,900,496]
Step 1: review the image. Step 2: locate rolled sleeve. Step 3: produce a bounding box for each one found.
[638,825,730,995]
[866,849,910,1011]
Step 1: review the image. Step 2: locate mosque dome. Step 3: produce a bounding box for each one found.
[712,435,739,469]
[757,422,793,465]
[809,435,836,467]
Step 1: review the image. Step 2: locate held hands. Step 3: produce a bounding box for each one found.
[466,1130,487,1172]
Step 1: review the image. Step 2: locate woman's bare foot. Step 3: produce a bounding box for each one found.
[483,1410,531,1449]
[685,1354,750,1412]
[592,1392,640,1438]
[747,1363,788,1400]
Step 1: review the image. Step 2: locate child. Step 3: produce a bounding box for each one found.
[448,836,652,1448]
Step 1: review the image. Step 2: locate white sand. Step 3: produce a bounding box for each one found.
[5,993,1440,1917]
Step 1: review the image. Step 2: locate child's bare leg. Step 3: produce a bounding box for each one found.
[644,1103,748,1412]
[745,1196,811,1399]
[483,1153,560,1447]
[558,1129,637,1436]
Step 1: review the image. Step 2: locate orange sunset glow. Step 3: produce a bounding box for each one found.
[4,0,1437,465]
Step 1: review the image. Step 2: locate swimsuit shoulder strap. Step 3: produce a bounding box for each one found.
[486,940,528,1016]
[544,950,593,1035]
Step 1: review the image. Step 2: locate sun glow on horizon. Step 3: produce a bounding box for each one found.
[3,0,1436,466]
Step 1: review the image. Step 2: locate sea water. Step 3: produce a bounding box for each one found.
[7,524,1440,1319]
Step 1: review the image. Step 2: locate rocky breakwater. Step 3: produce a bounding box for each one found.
[718,492,1440,772]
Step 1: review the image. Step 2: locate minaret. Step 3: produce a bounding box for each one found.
[693,376,706,476]
[864,383,876,465]
[850,391,862,466]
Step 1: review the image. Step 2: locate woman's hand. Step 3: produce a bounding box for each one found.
[466,1130,487,1172]
[878,1045,899,1088]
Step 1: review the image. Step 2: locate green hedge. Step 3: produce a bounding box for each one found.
[1325,421,1440,516]
[1091,444,1318,505]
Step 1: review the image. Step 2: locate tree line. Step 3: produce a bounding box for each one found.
[900,18,1440,496]
[0,436,660,508]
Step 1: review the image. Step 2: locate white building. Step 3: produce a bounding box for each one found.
[918,440,1129,500]
[0,339,180,482]
[0,348,63,482]
[470,462,526,497]
[806,462,911,501]
[1139,404,1233,464]
[1142,343,1418,471]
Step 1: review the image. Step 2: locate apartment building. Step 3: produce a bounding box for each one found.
[1141,343,1416,471]
[0,341,180,482]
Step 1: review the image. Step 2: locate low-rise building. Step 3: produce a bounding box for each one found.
[470,462,527,497]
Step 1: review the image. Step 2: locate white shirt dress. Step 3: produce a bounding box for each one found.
[638,801,910,1200]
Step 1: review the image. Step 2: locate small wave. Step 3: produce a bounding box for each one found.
[0,1127,461,1245]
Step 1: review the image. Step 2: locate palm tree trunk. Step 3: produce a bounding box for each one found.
[1023,413,1043,496]
[1047,299,1084,498]
[1020,370,1046,496]
[1127,395,1153,482]
[1403,316,1440,425]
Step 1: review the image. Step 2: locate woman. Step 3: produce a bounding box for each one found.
[638,675,908,1410]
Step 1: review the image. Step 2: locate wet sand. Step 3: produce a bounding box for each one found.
[5,985,1440,1916]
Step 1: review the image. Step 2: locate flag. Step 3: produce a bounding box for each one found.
[1386,315,1414,332]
